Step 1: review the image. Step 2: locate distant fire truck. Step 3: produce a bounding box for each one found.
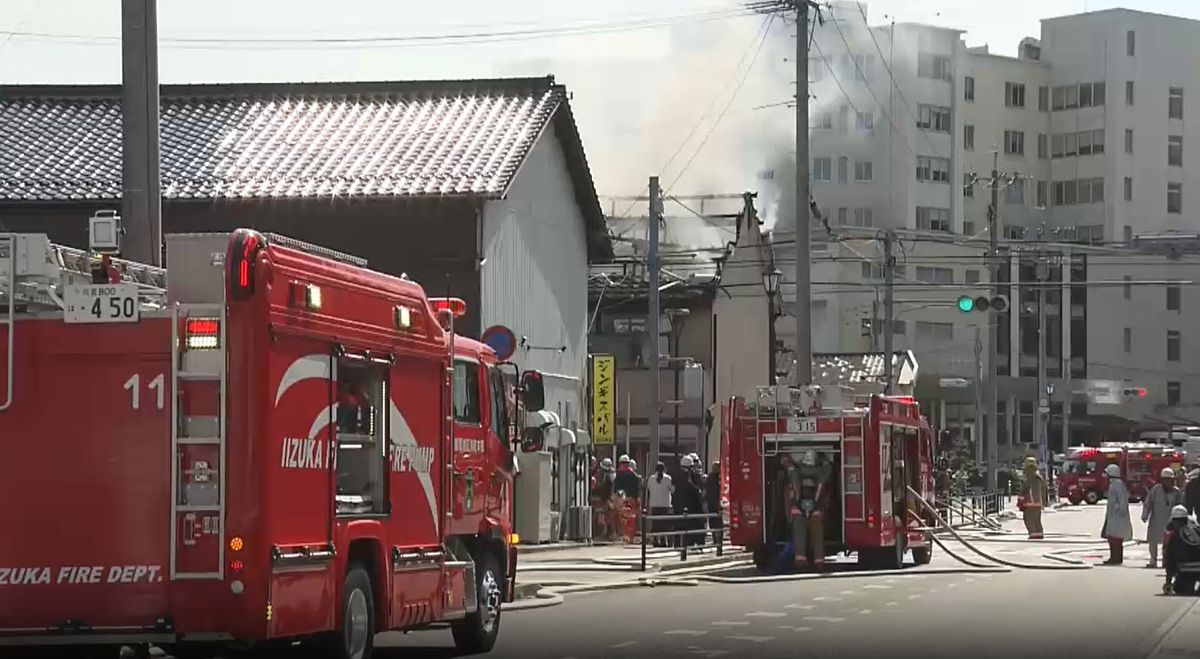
[0,227,545,658]
[723,385,936,571]
[1059,443,1184,505]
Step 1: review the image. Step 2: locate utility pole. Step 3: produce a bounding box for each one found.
[1035,253,1049,468]
[121,0,162,266]
[974,325,984,464]
[882,230,896,393]
[793,0,813,386]
[1060,252,1072,455]
[985,150,1001,492]
[647,177,662,470]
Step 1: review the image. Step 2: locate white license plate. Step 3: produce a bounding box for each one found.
[63,284,141,324]
[786,417,818,434]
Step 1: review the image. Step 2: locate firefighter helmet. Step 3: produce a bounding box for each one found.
[1105,463,1121,478]
[1162,467,1176,479]
[1172,505,1189,519]
[619,454,631,465]
[600,458,614,471]
[681,455,695,468]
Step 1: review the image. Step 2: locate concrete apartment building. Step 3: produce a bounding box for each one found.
[804,4,1200,456]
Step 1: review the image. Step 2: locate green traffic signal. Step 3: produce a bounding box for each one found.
[957,295,974,312]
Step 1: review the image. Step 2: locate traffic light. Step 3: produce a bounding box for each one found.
[1122,387,1148,398]
[956,294,1009,313]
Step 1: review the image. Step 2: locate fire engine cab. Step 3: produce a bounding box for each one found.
[722,385,936,571]
[0,228,542,658]
[1059,443,1184,505]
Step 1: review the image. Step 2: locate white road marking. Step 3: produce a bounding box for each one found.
[947,582,958,588]
[803,616,846,623]
[863,584,891,589]
[778,625,813,632]
[710,620,750,627]
[812,596,841,601]
[927,588,939,593]
[664,630,708,636]
[786,603,815,610]
[908,594,922,600]
[611,641,637,648]
[839,589,857,595]
[885,601,898,606]
[688,649,728,658]
[727,634,775,643]
[745,611,786,618]
[859,609,873,615]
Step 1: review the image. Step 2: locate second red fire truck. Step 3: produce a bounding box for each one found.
[0,227,544,658]
[723,385,936,571]
[1059,443,1185,504]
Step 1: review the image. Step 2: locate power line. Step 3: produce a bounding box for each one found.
[0,6,762,50]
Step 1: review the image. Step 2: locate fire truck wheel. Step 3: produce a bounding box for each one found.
[1084,490,1101,505]
[751,546,769,572]
[320,564,375,659]
[451,553,502,654]
[911,543,933,565]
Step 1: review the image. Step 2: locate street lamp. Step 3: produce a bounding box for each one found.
[763,268,782,385]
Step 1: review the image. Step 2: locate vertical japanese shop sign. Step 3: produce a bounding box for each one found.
[591,355,615,445]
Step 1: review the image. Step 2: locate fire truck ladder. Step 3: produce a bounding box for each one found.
[756,385,783,457]
[0,233,167,413]
[170,302,228,581]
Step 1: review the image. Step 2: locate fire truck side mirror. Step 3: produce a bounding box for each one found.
[521,427,545,453]
[520,370,545,412]
[435,309,453,331]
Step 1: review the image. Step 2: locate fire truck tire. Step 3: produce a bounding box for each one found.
[751,546,770,572]
[451,553,502,655]
[1084,490,1101,505]
[316,564,376,659]
[911,543,933,565]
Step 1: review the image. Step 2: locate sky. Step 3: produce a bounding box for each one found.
[2,0,1199,206]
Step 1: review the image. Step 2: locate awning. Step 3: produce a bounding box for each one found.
[526,410,561,429]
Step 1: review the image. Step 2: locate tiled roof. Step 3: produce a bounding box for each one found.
[0,78,571,201]
[813,351,918,386]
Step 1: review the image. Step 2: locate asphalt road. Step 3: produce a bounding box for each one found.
[380,562,1191,659]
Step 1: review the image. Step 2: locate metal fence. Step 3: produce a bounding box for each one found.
[936,490,1009,530]
[638,510,724,572]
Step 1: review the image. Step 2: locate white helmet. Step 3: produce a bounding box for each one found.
[618,454,631,465]
[1162,467,1176,479]
[681,455,695,468]
[1105,463,1121,478]
[689,452,700,467]
[600,458,614,471]
[1172,504,1189,519]
[629,459,637,471]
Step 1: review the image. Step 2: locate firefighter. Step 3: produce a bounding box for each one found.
[1185,465,1200,518]
[783,449,833,569]
[336,381,366,433]
[1102,463,1133,566]
[1143,467,1185,569]
[1018,457,1046,540]
[676,455,703,547]
[591,458,615,540]
[1163,505,1200,595]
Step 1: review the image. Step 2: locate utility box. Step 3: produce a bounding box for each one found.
[514,451,553,544]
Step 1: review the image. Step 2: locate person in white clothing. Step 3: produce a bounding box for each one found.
[645,462,675,548]
[1102,463,1134,565]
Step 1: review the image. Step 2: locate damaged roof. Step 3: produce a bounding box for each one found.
[0,77,612,260]
[813,351,919,387]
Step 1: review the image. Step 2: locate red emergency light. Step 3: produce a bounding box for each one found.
[429,297,467,318]
[185,318,221,350]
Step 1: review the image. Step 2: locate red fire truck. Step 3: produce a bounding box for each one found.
[0,228,543,658]
[723,385,936,571]
[1059,443,1184,505]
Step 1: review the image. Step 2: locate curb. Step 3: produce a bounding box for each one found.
[506,591,566,611]
[667,565,1013,585]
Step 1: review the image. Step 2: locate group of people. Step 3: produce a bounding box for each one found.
[590,452,722,548]
[1081,461,1200,594]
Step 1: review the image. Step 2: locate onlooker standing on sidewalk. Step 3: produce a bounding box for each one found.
[1018,457,1047,539]
[1185,465,1200,518]
[645,462,674,548]
[705,462,723,547]
[1142,467,1185,568]
[1101,463,1133,565]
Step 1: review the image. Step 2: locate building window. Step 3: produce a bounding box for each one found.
[1079,177,1105,204]
[1124,327,1132,353]
[964,124,975,150]
[809,57,825,82]
[964,76,975,100]
[814,110,833,130]
[965,269,981,284]
[1170,87,1185,119]
[1051,133,1064,158]
[1168,284,1181,311]
[1125,226,1133,243]
[1036,180,1047,207]
[1004,130,1025,155]
[812,157,832,182]
[1124,275,1132,300]
[854,54,873,81]
[1038,133,1048,159]
[1092,129,1105,154]
[838,156,849,183]
[964,221,976,236]
[1006,179,1026,204]
[1127,29,1135,56]
[916,156,950,183]
[1169,182,1183,214]
[918,53,952,81]
[1078,81,1105,107]
[916,206,951,232]
[861,262,885,279]
[1125,129,1134,154]
[915,266,954,284]
[1168,381,1181,407]
[1126,81,1134,106]
[1066,84,1079,108]
[1168,330,1182,362]
[1169,135,1184,167]
[837,207,848,225]
[1124,177,1133,201]
[853,207,873,227]
[1065,132,1078,157]
[1005,82,1026,108]
[856,110,875,131]
[964,173,975,197]
[915,321,954,347]
[1052,85,1065,110]
[854,160,874,182]
[1038,86,1049,111]
[917,104,951,132]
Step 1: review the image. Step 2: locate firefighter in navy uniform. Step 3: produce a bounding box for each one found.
[783,449,833,569]
[1163,504,1200,595]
